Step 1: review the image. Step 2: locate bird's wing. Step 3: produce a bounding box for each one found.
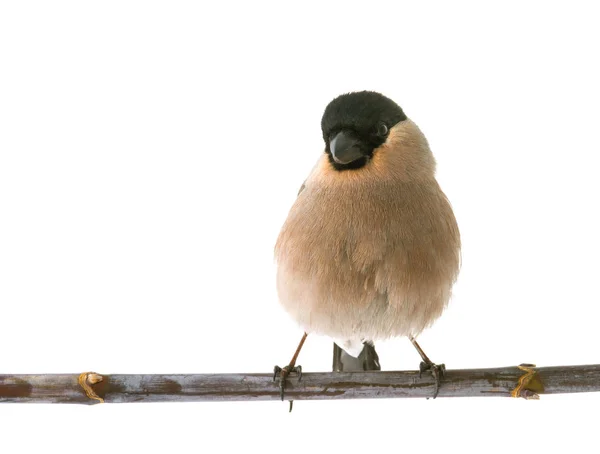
[297,181,306,196]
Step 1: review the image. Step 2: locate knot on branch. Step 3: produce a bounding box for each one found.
[78,372,105,403]
[511,364,543,399]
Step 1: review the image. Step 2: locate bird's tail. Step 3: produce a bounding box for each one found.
[332,342,381,372]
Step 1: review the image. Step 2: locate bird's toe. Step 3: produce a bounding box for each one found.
[418,361,446,399]
[272,364,302,401]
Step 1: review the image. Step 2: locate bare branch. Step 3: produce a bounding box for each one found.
[2,364,599,404]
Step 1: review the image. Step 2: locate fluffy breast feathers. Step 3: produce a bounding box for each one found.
[275,120,461,341]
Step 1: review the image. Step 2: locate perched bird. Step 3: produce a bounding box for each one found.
[274,91,461,400]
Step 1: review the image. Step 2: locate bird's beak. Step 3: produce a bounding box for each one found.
[330,131,365,164]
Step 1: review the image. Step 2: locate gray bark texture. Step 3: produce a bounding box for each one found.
[2,364,599,404]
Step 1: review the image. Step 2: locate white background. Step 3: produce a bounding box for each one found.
[1,1,599,452]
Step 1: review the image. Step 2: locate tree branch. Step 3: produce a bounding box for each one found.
[2,364,599,404]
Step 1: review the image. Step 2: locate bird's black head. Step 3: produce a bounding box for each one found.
[321,91,407,171]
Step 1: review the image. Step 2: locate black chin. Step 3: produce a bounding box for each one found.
[327,154,369,171]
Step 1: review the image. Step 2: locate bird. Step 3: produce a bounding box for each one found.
[273,91,461,401]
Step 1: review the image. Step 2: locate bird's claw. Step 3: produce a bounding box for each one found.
[273,365,282,381]
[419,361,445,399]
[273,364,302,401]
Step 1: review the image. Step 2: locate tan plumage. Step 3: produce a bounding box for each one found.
[275,116,460,353]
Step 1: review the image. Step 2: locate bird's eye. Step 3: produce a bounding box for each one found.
[377,122,388,136]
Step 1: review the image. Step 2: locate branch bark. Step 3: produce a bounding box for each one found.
[2,364,599,404]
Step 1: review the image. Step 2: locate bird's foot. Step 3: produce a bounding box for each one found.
[273,364,302,401]
[419,361,445,399]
